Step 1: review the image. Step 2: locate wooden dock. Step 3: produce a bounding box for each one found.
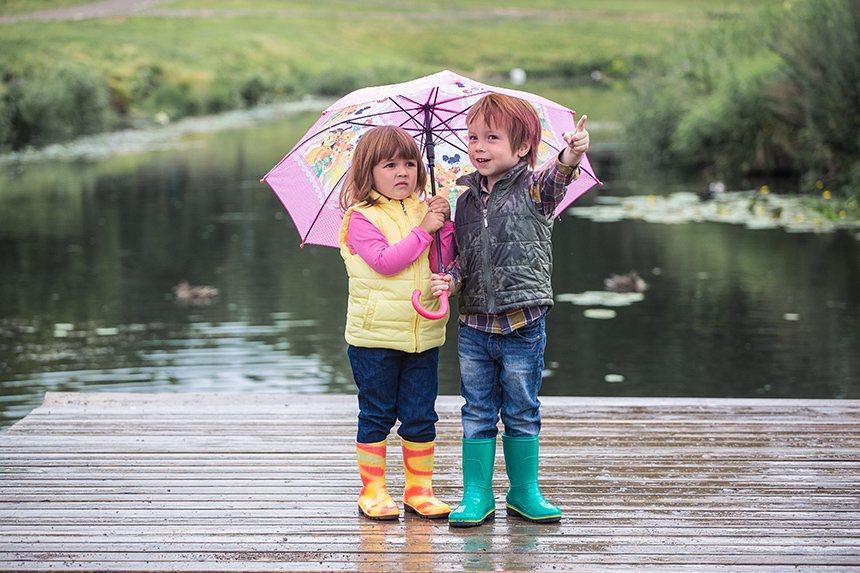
[1,392,859,572]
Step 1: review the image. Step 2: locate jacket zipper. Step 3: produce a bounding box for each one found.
[481,198,494,312]
[402,199,421,352]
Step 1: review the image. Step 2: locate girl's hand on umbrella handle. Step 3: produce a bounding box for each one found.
[426,195,451,222]
[412,286,449,320]
[419,210,446,234]
[562,114,589,166]
[429,273,454,298]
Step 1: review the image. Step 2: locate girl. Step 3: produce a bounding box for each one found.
[337,125,454,520]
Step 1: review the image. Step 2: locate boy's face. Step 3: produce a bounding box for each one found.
[467,116,529,191]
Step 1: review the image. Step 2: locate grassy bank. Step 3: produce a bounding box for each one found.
[0,0,777,149]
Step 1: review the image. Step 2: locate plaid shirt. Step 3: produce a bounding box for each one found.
[449,157,579,335]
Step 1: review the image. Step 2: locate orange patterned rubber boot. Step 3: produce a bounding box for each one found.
[356,441,400,520]
[402,439,451,519]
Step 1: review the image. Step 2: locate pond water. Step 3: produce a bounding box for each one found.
[2,104,859,432]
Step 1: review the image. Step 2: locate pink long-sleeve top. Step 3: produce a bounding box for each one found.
[347,213,455,277]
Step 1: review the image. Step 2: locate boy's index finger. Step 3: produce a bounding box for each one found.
[576,114,588,132]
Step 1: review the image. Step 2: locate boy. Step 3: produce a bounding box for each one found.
[430,93,589,527]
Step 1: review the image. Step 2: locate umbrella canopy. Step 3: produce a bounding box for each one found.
[261,69,601,248]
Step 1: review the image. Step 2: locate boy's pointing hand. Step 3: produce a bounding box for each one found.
[562,114,589,167]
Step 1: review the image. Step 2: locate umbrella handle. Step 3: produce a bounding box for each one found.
[411,289,449,320]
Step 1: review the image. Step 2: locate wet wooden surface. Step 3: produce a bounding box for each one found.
[1,392,859,572]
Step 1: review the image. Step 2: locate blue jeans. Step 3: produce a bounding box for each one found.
[348,345,440,444]
[458,316,546,440]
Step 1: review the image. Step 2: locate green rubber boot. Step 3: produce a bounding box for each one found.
[502,434,561,523]
[448,437,496,527]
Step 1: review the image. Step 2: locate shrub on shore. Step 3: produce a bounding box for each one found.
[624,0,860,198]
[774,0,860,198]
[1,66,114,150]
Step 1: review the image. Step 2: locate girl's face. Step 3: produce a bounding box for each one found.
[467,116,529,192]
[371,155,419,200]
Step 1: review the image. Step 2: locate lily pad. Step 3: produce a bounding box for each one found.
[557,291,645,307]
[583,308,618,319]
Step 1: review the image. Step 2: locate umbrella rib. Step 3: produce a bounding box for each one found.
[579,163,602,185]
[429,108,469,147]
[401,92,474,152]
[300,169,348,247]
[394,90,468,153]
[389,93,433,150]
[542,136,562,153]
[280,107,424,162]
[429,129,468,155]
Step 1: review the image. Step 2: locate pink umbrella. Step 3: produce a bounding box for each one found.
[261,69,602,318]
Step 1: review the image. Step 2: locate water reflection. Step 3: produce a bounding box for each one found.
[450,521,497,571]
[1,110,859,432]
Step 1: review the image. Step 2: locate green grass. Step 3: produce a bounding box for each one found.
[1,0,782,80]
[0,14,679,76]
[0,0,781,149]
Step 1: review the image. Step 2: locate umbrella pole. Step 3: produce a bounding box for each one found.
[410,107,449,320]
[423,109,445,275]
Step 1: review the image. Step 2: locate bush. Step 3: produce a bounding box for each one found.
[143,81,200,120]
[624,20,784,178]
[773,0,860,193]
[205,77,242,114]
[0,88,12,150]
[625,0,860,196]
[239,76,270,108]
[671,58,790,174]
[0,66,113,150]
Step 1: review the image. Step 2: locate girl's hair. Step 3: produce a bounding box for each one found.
[466,93,542,168]
[339,125,428,210]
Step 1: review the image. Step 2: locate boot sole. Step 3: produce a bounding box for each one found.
[358,506,399,521]
[505,506,561,523]
[404,504,450,519]
[448,510,495,528]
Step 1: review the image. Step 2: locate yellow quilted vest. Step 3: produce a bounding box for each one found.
[338,191,448,353]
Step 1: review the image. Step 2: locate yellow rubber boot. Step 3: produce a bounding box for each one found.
[356,441,399,520]
[402,439,451,519]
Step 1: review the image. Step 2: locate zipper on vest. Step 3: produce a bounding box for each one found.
[481,203,494,311]
[403,199,420,352]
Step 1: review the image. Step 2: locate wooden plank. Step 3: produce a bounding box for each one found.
[1,392,859,572]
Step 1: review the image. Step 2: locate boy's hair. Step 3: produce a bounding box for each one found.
[340,125,428,210]
[466,93,542,169]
